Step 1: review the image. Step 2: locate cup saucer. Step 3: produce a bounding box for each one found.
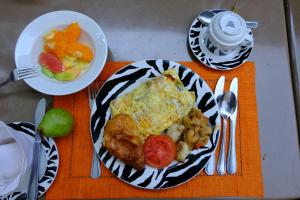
[0,122,59,200]
[188,9,254,70]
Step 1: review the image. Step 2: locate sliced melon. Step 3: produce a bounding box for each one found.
[61,56,74,68]
[73,60,90,70]
[54,69,81,81]
[41,67,54,78]
[61,56,90,70]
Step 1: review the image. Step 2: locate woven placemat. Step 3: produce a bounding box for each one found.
[46,61,263,199]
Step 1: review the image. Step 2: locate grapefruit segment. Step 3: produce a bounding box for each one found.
[39,52,65,73]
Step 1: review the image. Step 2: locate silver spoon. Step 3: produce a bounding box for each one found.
[217,91,237,175]
[198,10,215,26]
[199,10,259,29]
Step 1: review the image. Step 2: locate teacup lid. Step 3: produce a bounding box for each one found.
[210,11,247,46]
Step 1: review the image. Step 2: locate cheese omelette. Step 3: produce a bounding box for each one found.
[110,69,195,139]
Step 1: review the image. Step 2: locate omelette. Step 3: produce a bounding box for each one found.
[110,69,195,139]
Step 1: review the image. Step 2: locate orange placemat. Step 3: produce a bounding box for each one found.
[46,61,263,199]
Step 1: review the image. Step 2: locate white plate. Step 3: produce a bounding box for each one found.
[15,10,108,95]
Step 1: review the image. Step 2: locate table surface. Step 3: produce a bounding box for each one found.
[0,0,300,199]
[289,0,300,136]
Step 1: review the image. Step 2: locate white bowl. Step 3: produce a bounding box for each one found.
[15,10,108,95]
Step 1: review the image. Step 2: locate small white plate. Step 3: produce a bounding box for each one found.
[1,122,59,200]
[15,10,108,95]
[188,9,253,70]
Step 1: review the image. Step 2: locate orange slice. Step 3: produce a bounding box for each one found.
[44,41,67,58]
[65,22,81,43]
[65,42,93,62]
[42,22,93,63]
[44,30,67,42]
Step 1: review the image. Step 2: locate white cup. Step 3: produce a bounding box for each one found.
[205,11,253,55]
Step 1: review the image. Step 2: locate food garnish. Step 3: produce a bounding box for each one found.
[38,108,74,137]
[144,135,176,168]
[104,114,145,171]
[39,22,93,81]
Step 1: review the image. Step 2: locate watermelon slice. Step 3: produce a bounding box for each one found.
[39,52,64,73]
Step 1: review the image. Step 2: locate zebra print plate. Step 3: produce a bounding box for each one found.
[0,122,59,200]
[91,60,221,189]
[189,9,253,70]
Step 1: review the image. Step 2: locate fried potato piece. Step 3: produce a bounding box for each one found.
[182,108,212,149]
[104,114,145,171]
[167,123,184,143]
[176,141,190,162]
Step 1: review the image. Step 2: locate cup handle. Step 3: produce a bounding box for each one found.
[241,29,253,46]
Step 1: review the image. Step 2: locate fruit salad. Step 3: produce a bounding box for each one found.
[39,22,93,81]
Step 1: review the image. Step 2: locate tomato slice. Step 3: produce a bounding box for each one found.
[144,135,176,168]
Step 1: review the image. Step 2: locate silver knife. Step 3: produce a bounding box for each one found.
[227,77,238,174]
[27,98,46,200]
[205,75,225,175]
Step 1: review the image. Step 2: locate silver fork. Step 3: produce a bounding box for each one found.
[88,82,101,179]
[0,68,37,88]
